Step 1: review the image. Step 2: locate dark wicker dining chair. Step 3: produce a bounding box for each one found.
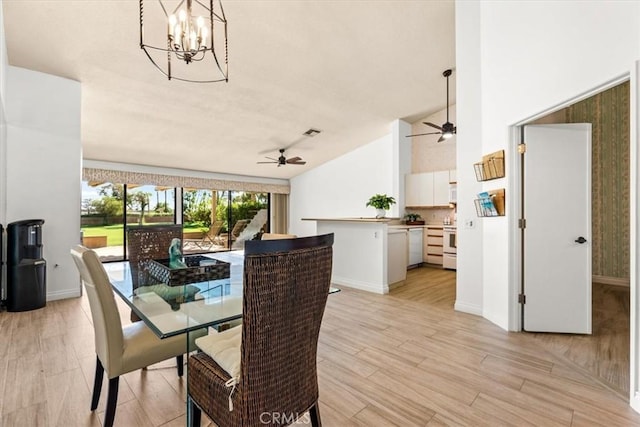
[187,233,334,427]
[127,224,183,287]
[126,224,183,320]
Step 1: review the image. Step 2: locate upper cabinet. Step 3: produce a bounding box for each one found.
[433,171,450,206]
[406,173,434,206]
[406,170,453,207]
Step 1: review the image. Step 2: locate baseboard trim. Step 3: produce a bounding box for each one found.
[593,275,630,287]
[454,300,482,316]
[332,276,388,294]
[47,288,81,301]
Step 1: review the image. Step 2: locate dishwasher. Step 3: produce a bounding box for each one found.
[407,227,424,267]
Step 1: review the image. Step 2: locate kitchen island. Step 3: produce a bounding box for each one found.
[302,217,404,294]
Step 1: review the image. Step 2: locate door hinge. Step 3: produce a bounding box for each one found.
[518,218,526,229]
[518,294,526,304]
[518,143,526,154]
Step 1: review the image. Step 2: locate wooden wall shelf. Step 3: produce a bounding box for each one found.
[474,188,505,217]
[474,150,505,181]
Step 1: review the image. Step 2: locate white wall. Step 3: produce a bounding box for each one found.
[456,0,640,329]
[411,105,457,173]
[5,66,81,301]
[454,0,483,317]
[456,0,640,410]
[290,132,395,237]
[1,0,9,297]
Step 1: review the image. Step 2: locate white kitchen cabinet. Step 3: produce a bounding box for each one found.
[449,169,457,183]
[405,173,434,206]
[405,171,449,207]
[433,171,450,206]
[388,229,408,284]
[407,228,423,267]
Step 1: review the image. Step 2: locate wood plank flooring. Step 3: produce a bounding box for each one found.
[529,281,631,397]
[0,266,637,426]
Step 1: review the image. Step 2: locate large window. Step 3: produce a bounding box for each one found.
[81,182,177,261]
[182,189,269,253]
[81,182,126,261]
[82,181,269,260]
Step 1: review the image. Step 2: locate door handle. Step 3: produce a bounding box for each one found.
[574,236,587,244]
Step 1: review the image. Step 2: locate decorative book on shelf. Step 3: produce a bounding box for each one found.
[474,150,505,181]
[474,189,505,217]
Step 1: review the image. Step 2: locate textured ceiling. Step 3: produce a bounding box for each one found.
[3,0,455,180]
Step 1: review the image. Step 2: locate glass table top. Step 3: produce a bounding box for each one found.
[104,250,339,339]
[104,251,245,338]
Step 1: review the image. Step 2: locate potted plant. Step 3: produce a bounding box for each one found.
[366,194,396,218]
[404,213,425,225]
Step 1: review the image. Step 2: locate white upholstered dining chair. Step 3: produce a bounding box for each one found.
[70,245,200,427]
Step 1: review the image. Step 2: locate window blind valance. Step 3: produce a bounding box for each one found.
[83,167,290,194]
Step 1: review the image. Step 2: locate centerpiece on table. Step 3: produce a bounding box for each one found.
[366,194,396,218]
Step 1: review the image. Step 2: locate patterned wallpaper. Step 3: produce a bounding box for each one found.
[564,82,630,279]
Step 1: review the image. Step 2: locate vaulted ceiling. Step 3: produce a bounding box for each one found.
[2,0,455,179]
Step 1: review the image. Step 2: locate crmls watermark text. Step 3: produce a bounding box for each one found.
[259,412,311,424]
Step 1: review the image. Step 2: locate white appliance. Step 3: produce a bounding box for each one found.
[443,226,456,270]
[449,184,457,204]
[388,229,408,284]
[407,227,423,267]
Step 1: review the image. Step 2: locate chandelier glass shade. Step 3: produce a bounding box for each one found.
[139,0,228,83]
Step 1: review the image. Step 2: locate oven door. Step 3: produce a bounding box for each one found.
[443,229,456,254]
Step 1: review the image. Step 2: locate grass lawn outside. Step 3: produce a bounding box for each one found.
[81,223,208,247]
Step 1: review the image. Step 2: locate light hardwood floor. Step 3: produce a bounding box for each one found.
[1,266,638,426]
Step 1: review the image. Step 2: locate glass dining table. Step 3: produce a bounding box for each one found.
[104,250,340,339]
[104,251,246,338]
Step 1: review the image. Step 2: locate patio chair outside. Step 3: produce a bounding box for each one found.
[184,220,224,250]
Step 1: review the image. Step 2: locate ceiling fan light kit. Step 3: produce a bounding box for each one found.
[139,0,228,83]
[406,68,457,142]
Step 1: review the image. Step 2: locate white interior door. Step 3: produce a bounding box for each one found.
[523,123,592,334]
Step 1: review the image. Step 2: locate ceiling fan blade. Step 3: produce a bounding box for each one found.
[289,160,307,165]
[437,135,445,143]
[264,156,278,161]
[405,132,441,138]
[257,161,278,164]
[423,122,443,131]
[286,156,302,163]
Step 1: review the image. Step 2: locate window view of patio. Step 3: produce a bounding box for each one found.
[182,189,269,254]
[81,182,177,261]
[228,191,269,249]
[80,182,126,261]
[82,182,269,260]
[182,189,223,253]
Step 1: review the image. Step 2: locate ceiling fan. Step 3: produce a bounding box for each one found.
[406,68,457,142]
[257,148,306,167]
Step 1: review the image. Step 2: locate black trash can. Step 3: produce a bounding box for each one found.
[6,219,46,312]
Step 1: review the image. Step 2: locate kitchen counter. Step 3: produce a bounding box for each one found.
[303,218,401,294]
[302,217,400,222]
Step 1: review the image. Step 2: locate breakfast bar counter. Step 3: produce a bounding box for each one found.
[302,217,403,294]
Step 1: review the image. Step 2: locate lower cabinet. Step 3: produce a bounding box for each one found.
[407,228,424,267]
[424,226,444,266]
[388,229,408,284]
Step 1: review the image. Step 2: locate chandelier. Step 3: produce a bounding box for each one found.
[139,0,228,83]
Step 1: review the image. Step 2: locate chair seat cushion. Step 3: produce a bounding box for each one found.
[195,325,241,380]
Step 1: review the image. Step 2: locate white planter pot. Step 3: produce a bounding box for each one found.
[375,208,386,218]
